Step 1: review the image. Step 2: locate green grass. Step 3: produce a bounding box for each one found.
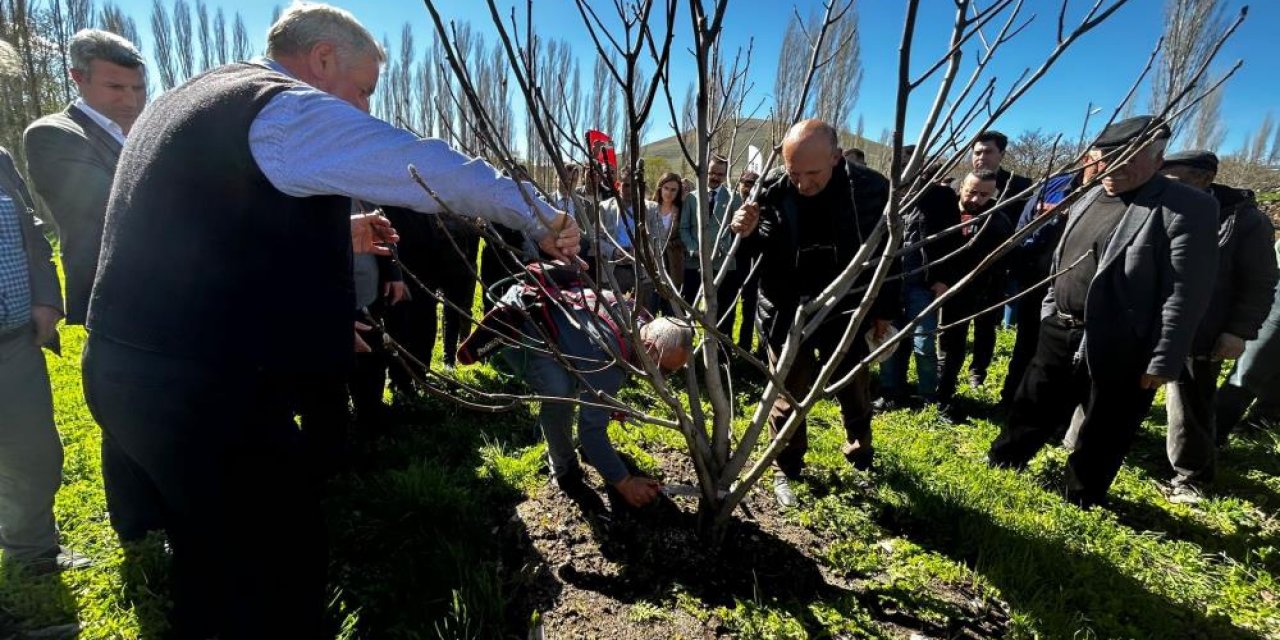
[3,320,1279,638]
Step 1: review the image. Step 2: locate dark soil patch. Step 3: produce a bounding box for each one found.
[502,443,1013,639]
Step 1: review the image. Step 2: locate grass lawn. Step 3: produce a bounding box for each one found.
[2,319,1279,638]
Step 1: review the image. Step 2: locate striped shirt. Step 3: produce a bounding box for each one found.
[0,191,31,331]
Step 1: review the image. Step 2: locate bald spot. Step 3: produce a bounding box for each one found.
[782,119,842,196]
[783,119,839,157]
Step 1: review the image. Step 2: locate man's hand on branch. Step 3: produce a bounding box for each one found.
[354,321,373,353]
[1139,373,1173,390]
[930,282,949,297]
[31,304,62,347]
[612,474,661,508]
[383,280,409,305]
[731,202,759,236]
[1211,333,1246,361]
[351,212,399,256]
[538,211,581,261]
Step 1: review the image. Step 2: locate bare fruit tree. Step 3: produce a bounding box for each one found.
[397,0,1246,541]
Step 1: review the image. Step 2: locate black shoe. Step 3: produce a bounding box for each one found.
[872,396,901,412]
[772,473,798,508]
[16,546,93,576]
[841,440,874,471]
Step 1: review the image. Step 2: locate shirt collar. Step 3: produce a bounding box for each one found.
[255,57,294,78]
[72,98,127,144]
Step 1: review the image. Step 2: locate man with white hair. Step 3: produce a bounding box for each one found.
[987,116,1220,509]
[81,2,580,636]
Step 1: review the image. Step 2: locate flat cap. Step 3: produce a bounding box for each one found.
[1093,115,1170,149]
[1162,149,1219,172]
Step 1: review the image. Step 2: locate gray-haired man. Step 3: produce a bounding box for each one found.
[1160,150,1277,503]
[988,117,1220,508]
[23,30,161,545]
[81,3,579,636]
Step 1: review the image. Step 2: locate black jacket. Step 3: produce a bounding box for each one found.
[1042,176,1219,380]
[901,183,961,286]
[743,160,896,347]
[1190,184,1278,354]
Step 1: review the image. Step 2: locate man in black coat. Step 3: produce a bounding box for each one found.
[968,130,1033,388]
[1159,150,1278,503]
[987,116,1219,508]
[732,119,895,508]
[935,169,1014,405]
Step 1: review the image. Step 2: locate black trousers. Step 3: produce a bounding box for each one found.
[1166,358,1220,485]
[768,323,873,478]
[682,264,747,338]
[101,429,167,542]
[988,315,1156,504]
[387,237,479,389]
[937,291,997,399]
[1001,287,1047,404]
[83,335,327,638]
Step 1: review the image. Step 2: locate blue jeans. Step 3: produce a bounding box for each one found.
[879,283,938,398]
[502,312,628,484]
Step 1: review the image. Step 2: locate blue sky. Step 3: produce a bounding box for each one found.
[112,0,1277,153]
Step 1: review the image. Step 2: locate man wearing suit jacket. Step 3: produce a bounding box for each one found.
[0,145,90,575]
[24,29,145,325]
[679,156,745,335]
[22,29,158,545]
[988,116,1220,508]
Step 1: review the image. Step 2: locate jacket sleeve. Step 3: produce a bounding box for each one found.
[1,149,62,314]
[23,120,115,322]
[1147,191,1220,379]
[678,194,698,257]
[1223,209,1279,340]
[23,121,113,258]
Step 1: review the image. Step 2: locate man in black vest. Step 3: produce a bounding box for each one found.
[987,117,1219,509]
[81,4,580,637]
[732,120,895,508]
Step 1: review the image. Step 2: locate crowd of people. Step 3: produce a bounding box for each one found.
[1,2,1278,637]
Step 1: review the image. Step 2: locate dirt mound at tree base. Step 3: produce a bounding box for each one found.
[503,444,1011,639]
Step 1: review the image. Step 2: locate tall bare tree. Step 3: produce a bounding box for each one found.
[212,6,227,65]
[149,0,177,89]
[99,2,140,47]
[195,0,211,71]
[1150,0,1227,140]
[1245,113,1274,165]
[172,0,194,80]
[231,12,251,61]
[1188,74,1227,150]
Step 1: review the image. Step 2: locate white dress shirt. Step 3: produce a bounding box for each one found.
[72,98,127,145]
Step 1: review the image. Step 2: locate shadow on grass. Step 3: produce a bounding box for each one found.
[0,564,79,638]
[876,460,1264,639]
[323,393,550,638]
[1101,426,1280,576]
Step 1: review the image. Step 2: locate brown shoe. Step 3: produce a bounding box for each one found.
[841,441,874,471]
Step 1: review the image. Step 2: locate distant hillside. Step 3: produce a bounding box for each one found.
[640,118,893,176]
